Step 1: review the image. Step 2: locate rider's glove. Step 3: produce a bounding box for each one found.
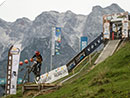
[30,58,34,62]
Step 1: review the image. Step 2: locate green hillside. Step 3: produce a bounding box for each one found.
[4,40,130,98]
[36,41,130,98]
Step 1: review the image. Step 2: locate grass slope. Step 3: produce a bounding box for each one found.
[37,41,130,98]
[4,41,130,98]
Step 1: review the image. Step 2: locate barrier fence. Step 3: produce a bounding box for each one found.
[66,33,103,72]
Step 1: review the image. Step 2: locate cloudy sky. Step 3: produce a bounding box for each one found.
[0,0,129,22]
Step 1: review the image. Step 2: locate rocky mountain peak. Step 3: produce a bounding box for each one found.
[110,3,122,9]
[104,3,125,13]
[0,18,6,23]
[15,17,31,23]
[92,5,103,12]
[13,17,32,27]
[65,10,75,15]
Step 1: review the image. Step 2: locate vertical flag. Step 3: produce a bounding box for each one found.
[55,27,61,55]
[6,44,21,95]
[80,36,88,51]
[52,27,61,55]
[103,21,110,39]
[122,20,128,38]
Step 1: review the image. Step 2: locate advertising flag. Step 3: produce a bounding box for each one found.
[6,45,21,95]
[103,22,110,39]
[55,27,61,55]
[52,27,62,55]
[122,20,128,38]
[80,36,88,51]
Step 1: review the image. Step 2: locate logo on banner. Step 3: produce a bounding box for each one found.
[10,47,20,55]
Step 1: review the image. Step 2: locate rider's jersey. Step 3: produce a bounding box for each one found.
[32,54,43,63]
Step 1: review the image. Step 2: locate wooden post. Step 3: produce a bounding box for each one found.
[72,56,88,74]
[22,85,25,94]
[27,69,30,82]
[72,70,75,74]
[89,54,92,66]
[22,70,28,84]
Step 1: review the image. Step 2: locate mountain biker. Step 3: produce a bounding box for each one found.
[30,51,43,77]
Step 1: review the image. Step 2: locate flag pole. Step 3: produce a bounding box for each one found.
[79,36,80,52]
[50,27,55,71]
[79,32,83,52]
[50,28,53,71]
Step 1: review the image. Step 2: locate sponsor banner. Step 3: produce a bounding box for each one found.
[6,45,21,95]
[85,33,103,55]
[105,12,128,21]
[67,60,76,71]
[10,45,21,94]
[75,51,86,64]
[103,12,129,39]
[80,36,88,51]
[55,27,61,55]
[67,33,103,72]
[122,20,128,38]
[103,22,110,39]
[38,65,68,83]
[52,27,62,55]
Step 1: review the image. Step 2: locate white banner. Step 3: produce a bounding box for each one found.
[37,65,68,84]
[122,20,128,38]
[103,22,110,39]
[10,45,21,94]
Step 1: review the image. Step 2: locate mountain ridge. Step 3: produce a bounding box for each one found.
[0,3,126,76]
[0,3,127,96]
